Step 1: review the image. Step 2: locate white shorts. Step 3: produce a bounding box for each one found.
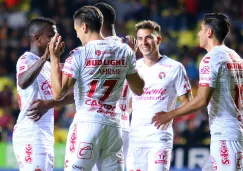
[92,130,130,171]
[202,140,243,171]
[126,143,172,171]
[64,122,124,171]
[13,143,54,171]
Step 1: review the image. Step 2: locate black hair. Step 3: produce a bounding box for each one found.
[27,17,56,38]
[204,13,230,42]
[73,6,103,32]
[94,2,116,26]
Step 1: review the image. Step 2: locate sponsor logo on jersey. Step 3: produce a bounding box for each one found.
[77,142,93,159]
[203,56,210,64]
[95,50,113,56]
[95,50,101,56]
[220,140,230,165]
[25,144,32,163]
[41,80,52,95]
[97,68,121,75]
[72,164,85,170]
[70,124,77,153]
[200,76,212,81]
[200,66,210,74]
[154,150,168,164]
[85,59,126,67]
[226,62,243,71]
[143,88,166,95]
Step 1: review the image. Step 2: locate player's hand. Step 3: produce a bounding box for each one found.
[41,45,50,61]
[152,111,172,129]
[49,33,65,58]
[122,35,138,52]
[26,99,50,121]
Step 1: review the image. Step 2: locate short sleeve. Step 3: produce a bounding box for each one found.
[16,54,36,77]
[62,48,82,80]
[174,64,192,96]
[126,48,137,75]
[199,55,221,88]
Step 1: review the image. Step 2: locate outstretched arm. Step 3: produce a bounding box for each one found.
[18,47,49,89]
[152,86,214,128]
[27,89,74,121]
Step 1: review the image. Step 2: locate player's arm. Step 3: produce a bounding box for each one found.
[152,86,214,127]
[126,73,144,96]
[18,47,49,89]
[178,91,193,107]
[49,33,76,100]
[27,89,74,121]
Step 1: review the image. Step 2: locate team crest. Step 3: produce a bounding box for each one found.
[158,72,166,79]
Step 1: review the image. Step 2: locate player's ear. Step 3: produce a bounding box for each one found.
[82,22,88,34]
[157,36,162,44]
[33,34,41,45]
[207,28,213,38]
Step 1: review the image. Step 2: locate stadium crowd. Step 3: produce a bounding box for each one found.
[0,0,243,147]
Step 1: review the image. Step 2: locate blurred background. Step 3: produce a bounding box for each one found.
[0,0,243,170]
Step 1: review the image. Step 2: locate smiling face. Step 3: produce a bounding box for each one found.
[136,28,161,59]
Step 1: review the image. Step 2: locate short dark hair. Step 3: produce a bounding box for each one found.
[73,6,103,32]
[204,13,230,42]
[94,2,116,26]
[134,20,161,35]
[27,17,56,37]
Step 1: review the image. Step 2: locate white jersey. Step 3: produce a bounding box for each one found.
[62,39,136,127]
[105,36,132,131]
[116,81,132,132]
[199,45,243,141]
[130,56,191,147]
[14,52,54,148]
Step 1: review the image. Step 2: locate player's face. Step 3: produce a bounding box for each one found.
[198,22,208,48]
[40,25,57,48]
[137,29,161,58]
[74,20,85,45]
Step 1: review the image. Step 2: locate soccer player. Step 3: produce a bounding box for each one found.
[13,17,73,171]
[49,6,144,171]
[152,13,243,171]
[127,20,192,171]
[94,2,135,166]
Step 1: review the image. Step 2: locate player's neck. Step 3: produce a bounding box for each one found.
[30,46,43,57]
[102,25,116,37]
[143,53,162,67]
[205,39,223,52]
[86,32,104,42]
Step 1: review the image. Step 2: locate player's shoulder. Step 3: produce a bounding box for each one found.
[160,55,183,68]
[202,46,229,65]
[17,52,38,63]
[68,47,82,57]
